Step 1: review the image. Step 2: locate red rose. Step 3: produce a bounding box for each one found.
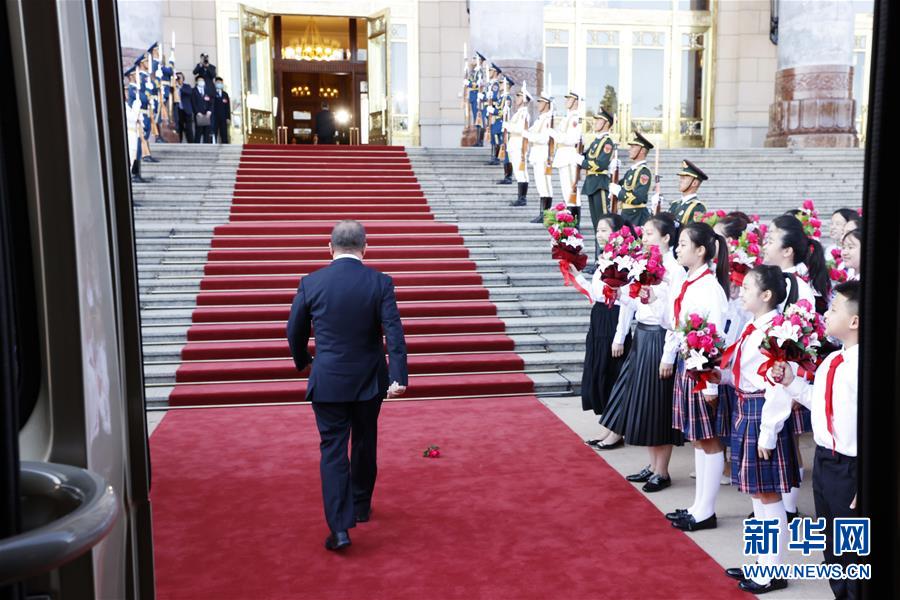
[563,227,575,236]
[746,231,759,244]
[688,313,704,329]
[716,209,726,217]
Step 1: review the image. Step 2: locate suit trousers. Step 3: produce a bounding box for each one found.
[587,189,609,260]
[812,446,860,600]
[194,122,212,143]
[558,164,578,206]
[215,120,229,144]
[177,109,194,143]
[312,397,383,533]
[532,163,552,198]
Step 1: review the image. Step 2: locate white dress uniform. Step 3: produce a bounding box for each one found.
[524,109,554,198]
[550,109,582,206]
[503,106,531,183]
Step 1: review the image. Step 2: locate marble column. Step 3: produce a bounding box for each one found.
[468,0,544,101]
[765,0,858,147]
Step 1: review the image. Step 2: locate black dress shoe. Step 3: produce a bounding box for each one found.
[355,507,371,523]
[642,474,672,492]
[131,175,148,184]
[787,510,799,522]
[142,155,160,163]
[509,197,526,207]
[584,438,605,447]
[626,466,653,482]
[672,513,717,531]
[725,567,745,580]
[665,508,689,521]
[738,578,787,594]
[497,177,513,184]
[594,438,623,450]
[325,530,351,551]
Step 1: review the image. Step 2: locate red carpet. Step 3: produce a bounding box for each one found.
[150,397,745,599]
[168,145,531,406]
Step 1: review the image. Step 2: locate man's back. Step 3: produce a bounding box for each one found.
[287,257,407,402]
[314,109,336,142]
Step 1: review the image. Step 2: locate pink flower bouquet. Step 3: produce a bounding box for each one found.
[677,313,726,393]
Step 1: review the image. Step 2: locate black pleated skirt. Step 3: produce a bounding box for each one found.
[581,301,630,415]
[610,324,684,446]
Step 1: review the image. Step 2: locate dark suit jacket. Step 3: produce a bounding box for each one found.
[314,109,336,142]
[286,257,408,403]
[191,87,214,120]
[213,90,231,124]
[178,83,194,115]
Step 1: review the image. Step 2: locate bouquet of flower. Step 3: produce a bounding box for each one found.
[727,229,764,286]
[797,199,822,239]
[700,209,727,228]
[545,204,591,301]
[757,299,825,384]
[678,313,726,393]
[628,244,666,303]
[826,246,848,285]
[596,226,643,307]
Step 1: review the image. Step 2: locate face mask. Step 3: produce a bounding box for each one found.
[215,83,224,90]
[197,83,205,91]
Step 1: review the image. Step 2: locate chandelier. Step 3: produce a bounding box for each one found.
[282,18,346,61]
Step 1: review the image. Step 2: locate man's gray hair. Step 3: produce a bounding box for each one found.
[330,220,366,252]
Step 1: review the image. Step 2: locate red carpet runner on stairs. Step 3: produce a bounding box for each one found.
[169,144,534,406]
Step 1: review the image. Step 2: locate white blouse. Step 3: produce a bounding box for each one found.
[662,265,729,394]
[782,264,815,309]
[783,344,858,457]
[618,249,685,328]
[719,310,794,450]
[575,269,633,346]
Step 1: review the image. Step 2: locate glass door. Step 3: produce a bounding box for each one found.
[239,4,274,144]
[366,10,390,145]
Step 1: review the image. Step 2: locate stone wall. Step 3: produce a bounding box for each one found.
[711,0,777,148]
[418,1,469,147]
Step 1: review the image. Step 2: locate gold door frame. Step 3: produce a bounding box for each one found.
[367,10,390,146]
[239,4,275,144]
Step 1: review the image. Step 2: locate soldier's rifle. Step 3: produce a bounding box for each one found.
[545,108,555,177]
[610,138,620,214]
[654,144,662,215]
[518,82,529,173]
[498,78,509,161]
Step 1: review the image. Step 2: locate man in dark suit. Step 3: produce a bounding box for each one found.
[313,101,336,144]
[191,75,214,143]
[174,72,194,143]
[212,76,231,144]
[287,220,408,551]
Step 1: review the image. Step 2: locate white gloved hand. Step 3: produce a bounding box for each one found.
[609,158,619,173]
[650,193,664,211]
[463,78,470,86]
[156,69,163,78]
[609,183,622,197]
[478,92,485,100]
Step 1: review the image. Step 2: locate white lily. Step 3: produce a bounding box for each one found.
[683,348,709,371]
[770,321,801,347]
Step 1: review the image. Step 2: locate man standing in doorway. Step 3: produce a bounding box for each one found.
[213,77,231,144]
[314,102,337,144]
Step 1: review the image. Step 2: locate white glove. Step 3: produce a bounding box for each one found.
[463,78,470,86]
[649,193,661,212]
[609,158,619,173]
[156,69,163,78]
[478,92,485,100]
[609,183,622,197]
[487,106,496,115]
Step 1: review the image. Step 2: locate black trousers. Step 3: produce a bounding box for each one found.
[587,189,609,260]
[813,446,860,600]
[312,397,383,533]
[214,120,229,144]
[177,109,194,143]
[194,121,212,143]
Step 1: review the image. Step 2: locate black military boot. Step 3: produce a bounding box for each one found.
[131,159,147,183]
[488,144,500,165]
[475,126,484,147]
[497,162,513,184]
[531,197,550,223]
[569,205,582,228]
[510,182,527,207]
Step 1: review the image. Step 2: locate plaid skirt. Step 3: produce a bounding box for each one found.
[791,403,813,434]
[730,391,801,494]
[717,384,738,442]
[672,359,720,442]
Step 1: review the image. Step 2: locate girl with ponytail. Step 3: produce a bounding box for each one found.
[661,222,730,531]
[717,265,800,594]
[599,212,686,486]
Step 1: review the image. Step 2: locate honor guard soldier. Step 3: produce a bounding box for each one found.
[497,75,516,184]
[136,56,159,163]
[550,91,583,225]
[670,159,708,225]
[486,63,503,165]
[472,51,487,147]
[580,107,616,263]
[524,92,555,223]
[464,54,480,128]
[159,46,176,138]
[124,66,145,183]
[503,82,532,207]
[146,43,166,142]
[610,131,654,226]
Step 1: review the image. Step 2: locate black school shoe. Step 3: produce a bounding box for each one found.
[725,567,746,580]
[746,510,799,522]
[738,579,787,594]
[626,466,653,482]
[642,474,671,492]
[672,513,717,531]
[665,508,689,521]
